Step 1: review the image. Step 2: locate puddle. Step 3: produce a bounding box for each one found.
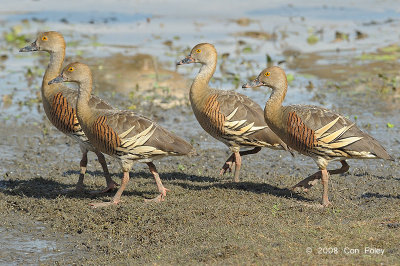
[0,227,60,265]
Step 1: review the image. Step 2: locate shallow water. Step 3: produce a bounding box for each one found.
[2,0,400,105]
[0,0,399,264]
[0,227,58,265]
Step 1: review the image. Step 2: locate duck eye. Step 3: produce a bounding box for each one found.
[196,49,201,53]
[42,36,48,41]
[264,72,271,77]
[68,67,74,72]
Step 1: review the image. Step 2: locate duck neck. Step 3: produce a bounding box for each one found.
[42,50,65,99]
[76,76,94,126]
[190,58,216,106]
[264,83,287,130]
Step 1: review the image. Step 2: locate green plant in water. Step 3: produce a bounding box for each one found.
[307,28,319,45]
[229,74,241,89]
[242,47,253,53]
[359,54,397,61]
[286,73,294,84]
[4,25,29,47]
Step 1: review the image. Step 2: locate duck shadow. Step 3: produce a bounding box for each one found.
[0,170,217,201]
[353,171,400,181]
[62,169,106,178]
[361,192,400,200]
[3,170,364,203]
[0,177,88,200]
[0,171,154,200]
[167,175,313,203]
[62,169,219,183]
[158,171,219,183]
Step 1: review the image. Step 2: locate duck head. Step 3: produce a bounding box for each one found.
[48,62,91,85]
[242,66,287,91]
[19,31,65,53]
[177,43,217,66]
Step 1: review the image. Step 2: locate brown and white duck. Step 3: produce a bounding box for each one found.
[243,66,394,206]
[177,43,288,182]
[49,62,194,207]
[19,31,118,193]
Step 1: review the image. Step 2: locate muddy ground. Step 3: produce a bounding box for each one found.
[1,0,400,264]
[1,100,399,265]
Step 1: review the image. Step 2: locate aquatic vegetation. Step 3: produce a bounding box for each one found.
[306,28,319,45]
[358,44,400,61]
[234,31,277,40]
[387,123,394,128]
[242,46,253,53]
[3,25,30,47]
[286,73,294,84]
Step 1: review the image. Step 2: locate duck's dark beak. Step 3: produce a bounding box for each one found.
[242,78,263,88]
[19,40,39,52]
[177,55,195,65]
[48,75,64,85]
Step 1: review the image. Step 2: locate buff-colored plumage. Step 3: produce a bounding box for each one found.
[177,43,288,182]
[49,62,193,207]
[20,31,117,193]
[243,66,393,206]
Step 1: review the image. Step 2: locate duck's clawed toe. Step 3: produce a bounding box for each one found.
[291,172,322,192]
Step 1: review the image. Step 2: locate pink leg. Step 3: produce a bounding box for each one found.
[144,162,170,203]
[75,150,88,192]
[220,147,261,182]
[220,153,235,175]
[88,152,118,194]
[329,160,349,175]
[90,171,130,208]
[291,171,321,192]
[321,169,331,207]
[61,149,88,194]
[291,160,349,192]
[60,149,87,193]
[233,151,242,182]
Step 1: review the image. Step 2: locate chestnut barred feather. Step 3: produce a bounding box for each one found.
[281,105,393,161]
[84,110,193,168]
[194,91,287,151]
[45,86,114,149]
[93,116,121,154]
[50,92,76,134]
[287,112,316,152]
[203,94,225,133]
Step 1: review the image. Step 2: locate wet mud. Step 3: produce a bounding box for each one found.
[1,0,400,264]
